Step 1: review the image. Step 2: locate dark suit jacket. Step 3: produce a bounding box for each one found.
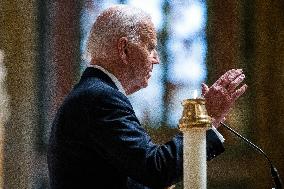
[47,67,224,189]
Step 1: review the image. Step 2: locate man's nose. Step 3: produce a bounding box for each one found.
[152,50,160,64]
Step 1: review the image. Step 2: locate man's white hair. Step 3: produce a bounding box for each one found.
[84,5,151,62]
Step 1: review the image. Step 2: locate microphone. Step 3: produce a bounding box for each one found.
[220,122,283,189]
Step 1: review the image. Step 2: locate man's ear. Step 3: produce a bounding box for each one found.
[118,37,128,63]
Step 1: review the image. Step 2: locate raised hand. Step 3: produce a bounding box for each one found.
[201,69,248,128]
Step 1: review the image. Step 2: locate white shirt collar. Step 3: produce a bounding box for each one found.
[88,64,126,96]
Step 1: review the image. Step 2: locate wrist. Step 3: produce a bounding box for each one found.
[211,118,221,129]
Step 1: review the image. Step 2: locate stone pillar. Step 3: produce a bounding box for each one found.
[252,0,284,188]
[43,1,81,145]
[0,0,81,188]
[0,1,39,188]
[0,50,9,189]
[206,0,257,188]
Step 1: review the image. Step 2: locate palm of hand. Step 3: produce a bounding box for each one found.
[202,69,248,127]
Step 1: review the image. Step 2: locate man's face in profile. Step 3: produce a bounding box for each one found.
[127,20,160,91]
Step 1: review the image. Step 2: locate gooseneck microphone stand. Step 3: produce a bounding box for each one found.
[220,122,283,189]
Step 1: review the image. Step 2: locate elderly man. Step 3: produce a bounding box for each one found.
[48,5,247,189]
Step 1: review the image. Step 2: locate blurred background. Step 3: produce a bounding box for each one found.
[0,0,283,188]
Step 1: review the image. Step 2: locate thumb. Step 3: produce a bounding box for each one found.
[201,83,209,97]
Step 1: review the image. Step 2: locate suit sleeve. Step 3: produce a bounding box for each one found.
[85,90,224,188]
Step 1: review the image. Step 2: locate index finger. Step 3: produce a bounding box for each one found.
[231,84,248,100]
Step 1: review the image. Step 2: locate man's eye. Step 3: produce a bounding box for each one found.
[148,46,155,51]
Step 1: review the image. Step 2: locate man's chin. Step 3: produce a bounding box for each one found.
[142,79,149,88]
[128,81,149,95]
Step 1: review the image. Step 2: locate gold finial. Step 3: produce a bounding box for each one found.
[179,98,211,131]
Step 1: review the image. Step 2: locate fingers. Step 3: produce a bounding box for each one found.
[201,83,209,97]
[231,84,248,100]
[227,74,245,93]
[212,69,246,100]
[214,69,243,88]
[203,69,247,124]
